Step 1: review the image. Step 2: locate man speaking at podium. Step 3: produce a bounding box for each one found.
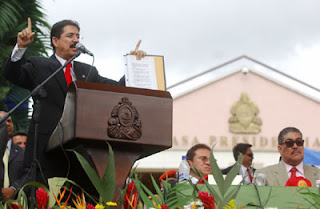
[3,18,146,186]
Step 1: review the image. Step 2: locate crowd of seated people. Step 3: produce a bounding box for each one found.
[173,127,319,187]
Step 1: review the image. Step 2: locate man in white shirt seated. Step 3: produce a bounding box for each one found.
[256,127,320,186]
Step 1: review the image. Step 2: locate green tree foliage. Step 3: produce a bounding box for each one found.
[0,0,50,131]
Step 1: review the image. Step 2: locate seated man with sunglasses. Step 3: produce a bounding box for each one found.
[221,143,256,185]
[256,127,320,186]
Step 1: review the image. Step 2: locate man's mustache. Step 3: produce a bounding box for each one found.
[291,149,302,155]
[70,43,77,48]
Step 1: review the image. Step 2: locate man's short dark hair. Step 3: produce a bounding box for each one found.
[233,143,252,161]
[186,143,211,162]
[12,131,27,137]
[50,20,80,51]
[278,127,302,145]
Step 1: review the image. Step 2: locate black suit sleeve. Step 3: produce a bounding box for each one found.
[221,165,233,175]
[80,63,125,86]
[92,68,125,86]
[3,58,37,90]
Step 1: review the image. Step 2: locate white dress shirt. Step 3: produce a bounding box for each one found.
[283,161,305,178]
[240,165,253,185]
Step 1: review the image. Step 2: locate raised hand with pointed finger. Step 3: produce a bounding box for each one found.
[17,17,35,48]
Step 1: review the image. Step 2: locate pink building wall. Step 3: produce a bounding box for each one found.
[172,71,320,151]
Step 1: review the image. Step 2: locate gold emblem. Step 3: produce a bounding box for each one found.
[229,93,262,134]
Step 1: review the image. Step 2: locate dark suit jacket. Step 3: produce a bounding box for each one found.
[221,165,235,175]
[8,143,24,189]
[0,143,24,190]
[3,55,125,183]
[0,122,8,192]
[221,164,256,185]
[221,164,256,175]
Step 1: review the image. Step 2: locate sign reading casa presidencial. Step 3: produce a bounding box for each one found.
[173,134,320,151]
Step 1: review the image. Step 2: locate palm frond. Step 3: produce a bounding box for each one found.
[0,0,51,130]
[0,0,22,38]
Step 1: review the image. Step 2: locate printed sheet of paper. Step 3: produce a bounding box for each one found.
[125,55,165,90]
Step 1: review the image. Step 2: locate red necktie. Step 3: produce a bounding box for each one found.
[290,167,297,178]
[247,167,253,182]
[65,62,72,87]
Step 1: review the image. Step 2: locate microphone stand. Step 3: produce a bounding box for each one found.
[0,51,81,208]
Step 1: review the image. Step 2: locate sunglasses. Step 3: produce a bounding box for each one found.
[280,139,304,147]
[245,153,254,158]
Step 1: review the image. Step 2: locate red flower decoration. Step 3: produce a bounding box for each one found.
[198,175,209,184]
[198,191,216,209]
[127,182,137,194]
[86,204,95,209]
[285,176,312,187]
[161,204,169,209]
[9,203,23,209]
[36,187,49,209]
[123,182,138,209]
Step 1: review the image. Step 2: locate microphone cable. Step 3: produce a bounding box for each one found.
[85,55,95,82]
[57,121,71,178]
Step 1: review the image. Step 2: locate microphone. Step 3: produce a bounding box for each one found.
[75,43,94,56]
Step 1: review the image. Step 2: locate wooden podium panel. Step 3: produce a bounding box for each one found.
[48,81,172,200]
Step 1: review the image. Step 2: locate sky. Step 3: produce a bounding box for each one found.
[40,0,320,89]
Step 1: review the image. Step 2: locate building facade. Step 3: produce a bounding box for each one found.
[135,56,320,172]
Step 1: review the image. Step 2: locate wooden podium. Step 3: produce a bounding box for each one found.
[47,81,172,200]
